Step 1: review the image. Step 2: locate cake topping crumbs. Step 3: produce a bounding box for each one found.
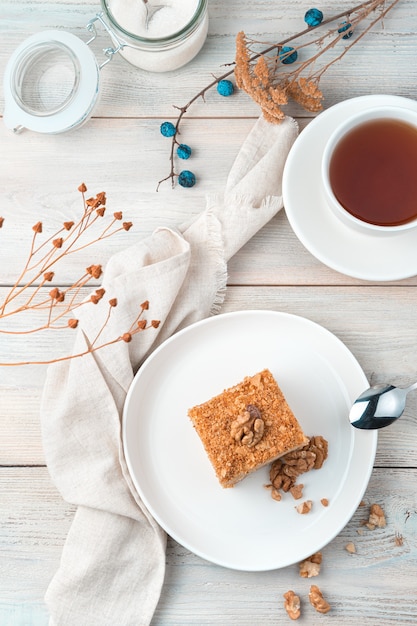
[395,532,404,546]
[283,590,301,620]
[321,498,329,507]
[299,552,322,578]
[230,404,265,447]
[309,585,331,614]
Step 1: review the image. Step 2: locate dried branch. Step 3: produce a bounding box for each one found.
[157,0,401,188]
[0,185,158,366]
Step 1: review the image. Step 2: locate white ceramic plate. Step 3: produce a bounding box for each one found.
[122,310,377,571]
[283,95,417,281]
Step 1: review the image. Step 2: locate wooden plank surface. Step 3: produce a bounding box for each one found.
[1,0,417,623]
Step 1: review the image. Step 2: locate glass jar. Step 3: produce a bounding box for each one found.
[3,0,209,134]
[101,0,209,72]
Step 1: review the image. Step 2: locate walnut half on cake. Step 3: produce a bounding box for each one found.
[188,369,308,487]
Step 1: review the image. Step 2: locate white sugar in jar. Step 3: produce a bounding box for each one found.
[101,0,208,72]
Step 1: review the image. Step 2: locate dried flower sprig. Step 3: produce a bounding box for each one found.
[0,184,159,366]
[157,0,400,189]
[235,0,400,123]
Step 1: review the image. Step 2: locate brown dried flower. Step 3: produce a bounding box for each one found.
[141,300,150,310]
[0,184,157,367]
[114,211,123,220]
[0,217,4,228]
[96,191,106,205]
[96,207,106,217]
[49,288,65,303]
[234,0,400,124]
[86,264,103,279]
[151,320,160,328]
[123,221,133,231]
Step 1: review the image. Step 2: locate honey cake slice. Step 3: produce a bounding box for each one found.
[188,368,308,487]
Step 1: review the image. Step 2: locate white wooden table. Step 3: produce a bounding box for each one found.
[1,1,417,624]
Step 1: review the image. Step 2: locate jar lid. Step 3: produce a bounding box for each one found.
[3,30,100,134]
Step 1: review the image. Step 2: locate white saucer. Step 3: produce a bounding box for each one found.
[283,95,417,281]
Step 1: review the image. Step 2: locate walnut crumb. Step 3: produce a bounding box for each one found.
[290,484,304,500]
[309,585,331,614]
[299,552,322,578]
[268,435,328,501]
[368,503,386,528]
[296,500,312,515]
[395,533,404,546]
[320,498,329,507]
[271,487,282,502]
[283,590,301,620]
[345,542,356,554]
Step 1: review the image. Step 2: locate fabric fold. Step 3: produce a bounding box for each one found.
[40,115,298,626]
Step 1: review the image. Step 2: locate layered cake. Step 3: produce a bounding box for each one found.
[188,369,308,487]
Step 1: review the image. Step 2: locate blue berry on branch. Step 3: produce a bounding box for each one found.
[304,8,324,27]
[338,21,354,39]
[217,79,235,96]
[177,144,192,160]
[178,170,196,188]
[279,46,298,64]
[160,121,176,137]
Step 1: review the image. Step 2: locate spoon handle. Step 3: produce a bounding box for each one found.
[405,381,417,393]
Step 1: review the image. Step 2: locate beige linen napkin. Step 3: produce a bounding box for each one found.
[40,115,298,626]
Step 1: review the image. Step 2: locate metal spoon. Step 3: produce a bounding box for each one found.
[142,0,165,29]
[349,380,417,429]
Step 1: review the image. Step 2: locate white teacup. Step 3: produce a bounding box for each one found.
[322,105,417,235]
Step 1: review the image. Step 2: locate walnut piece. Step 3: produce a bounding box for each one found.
[299,552,322,578]
[230,404,265,447]
[296,500,312,514]
[268,435,328,500]
[290,483,304,500]
[368,503,386,528]
[321,498,329,507]
[345,542,356,554]
[309,585,331,614]
[283,590,301,620]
